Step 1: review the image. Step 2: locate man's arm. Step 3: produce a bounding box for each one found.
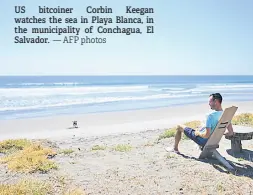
[224,122,234,136]
[195,128,211,139]
[227,123,233,132]
[195,114,212,139]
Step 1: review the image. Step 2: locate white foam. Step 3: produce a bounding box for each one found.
[161,87,185,91]
[2,83,253,97]
[7,82,84,86]
[0,93,206,112]
[191,83,253,93]
[0,85,149,97]
[1,83,253,112]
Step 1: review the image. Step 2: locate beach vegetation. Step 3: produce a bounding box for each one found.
[0,138,86,195]
[232,113,253,127]
[57,175,67,186]
[158,127,177,140]
[184,120,202,129]
[167,154,176,159]
[57,175,86,195]
[0,141,57,173]
[0,178,86,195]
[59,148,75,155]
[0,179,52,195]
[216,182,226,193]
[0,139,32,154]
[144,141,155,147]
[158,120,202,140]
[91,145,106,151]
[55,175,86,195]
[113,144,132,152]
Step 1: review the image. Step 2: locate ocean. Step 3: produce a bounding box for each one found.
[0,75,253,120]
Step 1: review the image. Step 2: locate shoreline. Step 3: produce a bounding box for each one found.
[0,101,253,141]
[1,99,252,121]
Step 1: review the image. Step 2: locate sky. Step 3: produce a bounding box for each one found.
[0,0,253,76]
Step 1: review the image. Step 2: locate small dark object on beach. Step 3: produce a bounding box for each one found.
[47,154,57,159]
[73,121,78,128]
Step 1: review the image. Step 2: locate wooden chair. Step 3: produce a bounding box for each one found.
[199,106,238,171]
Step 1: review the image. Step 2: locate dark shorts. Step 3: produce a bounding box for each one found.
[184,127,208,146]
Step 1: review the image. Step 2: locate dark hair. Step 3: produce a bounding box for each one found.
[210,93,222,103]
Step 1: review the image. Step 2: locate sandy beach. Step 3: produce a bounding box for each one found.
[1,101,253,194]
[1,101,253,141]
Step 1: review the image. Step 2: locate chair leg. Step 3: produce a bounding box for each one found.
[199,149,212,159]
[212,150,235,171]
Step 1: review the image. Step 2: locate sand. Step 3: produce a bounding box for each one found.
[0,101,253,194]
[1,101,253,141]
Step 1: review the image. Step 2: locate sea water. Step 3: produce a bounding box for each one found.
[0,75,252,120]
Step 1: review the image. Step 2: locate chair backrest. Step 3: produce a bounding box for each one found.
[203,106,238,149]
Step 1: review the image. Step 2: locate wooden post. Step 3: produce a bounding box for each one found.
[231,138,242,153]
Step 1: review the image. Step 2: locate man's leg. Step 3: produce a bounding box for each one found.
[166,125,207,153]
[165,124,186,153]
[174,124,186,152]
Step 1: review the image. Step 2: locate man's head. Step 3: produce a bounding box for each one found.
[209,93,222,110]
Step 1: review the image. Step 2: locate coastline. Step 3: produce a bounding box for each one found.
[1,101,253,141]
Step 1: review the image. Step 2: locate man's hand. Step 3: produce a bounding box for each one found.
[195,130,200,136]
[195,128,211,139]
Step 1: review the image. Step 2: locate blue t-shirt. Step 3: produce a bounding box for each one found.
[206,111,223,133]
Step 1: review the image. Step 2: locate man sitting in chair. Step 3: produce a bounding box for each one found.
[166,93,234,154]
